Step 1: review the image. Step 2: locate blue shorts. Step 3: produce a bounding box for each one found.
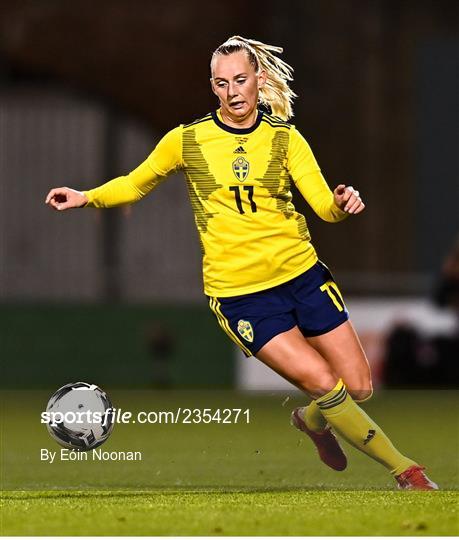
[208,261,349,357]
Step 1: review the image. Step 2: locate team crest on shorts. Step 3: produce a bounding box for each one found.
[237,319,254,342]
[232,157,250,181]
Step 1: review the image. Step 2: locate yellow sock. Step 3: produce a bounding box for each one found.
[316,379,416,476]
[304,400,328,433]
[304,384,374,433]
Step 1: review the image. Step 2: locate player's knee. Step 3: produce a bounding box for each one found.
[298,371,338,399]
[349,382,373,403]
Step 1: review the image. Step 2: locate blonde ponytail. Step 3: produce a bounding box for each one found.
[211,36,297,121]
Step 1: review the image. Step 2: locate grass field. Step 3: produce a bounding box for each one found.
[1,389,458,535]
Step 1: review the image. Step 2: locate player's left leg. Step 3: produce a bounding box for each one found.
[307,320,372,401]
[288,261,437,488]
[292,263,372,434]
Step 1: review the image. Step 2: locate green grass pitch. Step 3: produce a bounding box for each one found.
[1,389,458,535]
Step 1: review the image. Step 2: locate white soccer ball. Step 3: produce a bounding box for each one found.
[45,382,114,450]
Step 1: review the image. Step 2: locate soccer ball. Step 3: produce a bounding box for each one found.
[45,382,114,451]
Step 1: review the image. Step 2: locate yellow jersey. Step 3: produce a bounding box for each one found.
[84,110,347,297]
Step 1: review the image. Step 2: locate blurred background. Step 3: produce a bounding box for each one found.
[1,0,458,390]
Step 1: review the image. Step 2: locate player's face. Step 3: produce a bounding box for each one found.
[211,50,266,126]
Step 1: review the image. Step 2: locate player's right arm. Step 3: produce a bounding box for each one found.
[45,126,183,211]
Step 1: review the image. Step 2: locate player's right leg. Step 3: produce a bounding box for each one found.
[300,319,373,440]
[207,281,437,489]
[256,326,438,490]
[207,291,348,471]
[254,325,348,471]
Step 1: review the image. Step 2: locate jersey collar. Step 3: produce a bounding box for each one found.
[211,109,263,134]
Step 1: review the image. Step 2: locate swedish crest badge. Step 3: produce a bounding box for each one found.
[237,319,254,343]
[232,157,250,182]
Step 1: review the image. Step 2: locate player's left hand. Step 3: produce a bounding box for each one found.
[333,185,365,214]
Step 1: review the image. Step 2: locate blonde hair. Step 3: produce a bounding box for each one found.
[211,35,297,121]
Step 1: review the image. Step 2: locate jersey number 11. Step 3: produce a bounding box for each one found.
[229,186,257,214]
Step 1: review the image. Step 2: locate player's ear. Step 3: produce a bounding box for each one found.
[258,69,267,90]
[210,78,218,96]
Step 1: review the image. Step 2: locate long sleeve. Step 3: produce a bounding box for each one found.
[84,126,183,208]
[287,126,347,223]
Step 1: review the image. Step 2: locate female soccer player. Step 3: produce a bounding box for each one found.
[45,36,437,490]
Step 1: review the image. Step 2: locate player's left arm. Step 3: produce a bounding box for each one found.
[287,126,365,222]
[332,184,365,215]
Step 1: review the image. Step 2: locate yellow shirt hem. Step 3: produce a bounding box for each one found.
[205,254,319,298]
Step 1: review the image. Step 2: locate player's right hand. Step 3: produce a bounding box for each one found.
[45,187,88,211]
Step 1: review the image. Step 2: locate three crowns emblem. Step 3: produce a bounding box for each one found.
[237,319,254,343]
[232,156,250,182]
